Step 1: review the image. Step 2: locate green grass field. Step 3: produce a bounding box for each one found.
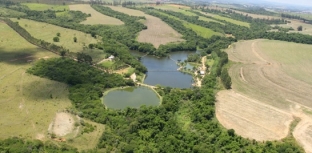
[259,40,312,85]
[0,21,71,140]
[11,18,98,53]
[0,21,106,150]
[0,7,26,17]
[101,60,114,68]
[183,22,223,38]
[155,10,223,38]
[153,4,223,24]
[22,3,69,11]
[198,11,250,27]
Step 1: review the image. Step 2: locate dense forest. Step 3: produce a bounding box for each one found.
[0,1,307,152]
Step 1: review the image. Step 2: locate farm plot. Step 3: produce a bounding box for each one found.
[11,18,98,53]
[108,6,184,48]
[216,90,292,141]
[217,39,312,152]
[69,4,123,25]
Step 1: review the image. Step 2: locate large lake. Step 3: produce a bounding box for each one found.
[103,87,160,109]
[132,51,194,88]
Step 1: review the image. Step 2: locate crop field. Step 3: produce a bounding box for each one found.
[22,3,69,11]
[216,90,293,141]
[198,11,250,27]
[69,4,123,25]
[11,18,98,53]
[216,39,312,152]
[108,6,184,48]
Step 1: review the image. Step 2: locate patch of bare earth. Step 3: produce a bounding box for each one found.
[217,39,312,152]
[108,6,184,48]
[216,90,292,141]
[69,4,123,25]
[49,112,74,137]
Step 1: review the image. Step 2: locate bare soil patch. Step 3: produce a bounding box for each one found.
[69,4,123,25]
[108,6,184,48]
[218,39,312,152]
[49,112,74,137]
[216,90,292,141]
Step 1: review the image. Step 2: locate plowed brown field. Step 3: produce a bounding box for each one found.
[216,39,312,152]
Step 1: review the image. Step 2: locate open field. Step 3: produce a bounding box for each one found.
[197,11,250,27]
[216,39,312,152]
[216,90,293,141]
[155,10,223,38]
[152,4,223,24]
[0,22,71,140]
[108,6,184,48]
[22,3,69,11]
[11,18,98,53]
[0,22,106,151]
[69,4,123,25]
[226,9,281,20]
[183,22,223,38]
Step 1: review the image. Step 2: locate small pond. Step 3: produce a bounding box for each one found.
[103,86,160,109]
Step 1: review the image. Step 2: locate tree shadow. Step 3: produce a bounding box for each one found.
[22,75,70,102]
[0,47,40,65]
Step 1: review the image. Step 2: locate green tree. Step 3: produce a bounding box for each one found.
[221,67,231,89]
[56,32,60,37]
[73,37,77,43]
[53,37,59,42]
[297,25,303,31]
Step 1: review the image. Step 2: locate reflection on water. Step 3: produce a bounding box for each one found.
[103,87,160,109]
[131,51,195,88]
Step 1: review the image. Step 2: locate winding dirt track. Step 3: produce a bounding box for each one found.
[216,39,312,152]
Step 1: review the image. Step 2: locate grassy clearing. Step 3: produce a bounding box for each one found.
[69,4,123,25]
[198,16,224,24]
[64,119,105,151]
[11,18,98,53]
[101,61,114,68]
[0,22,106,150]
[22,3,69,11]
[175,101,193,131]
[183,22,223,38]
[0,7,26,17]
[108,6,184,48]
[0,22,71,140]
